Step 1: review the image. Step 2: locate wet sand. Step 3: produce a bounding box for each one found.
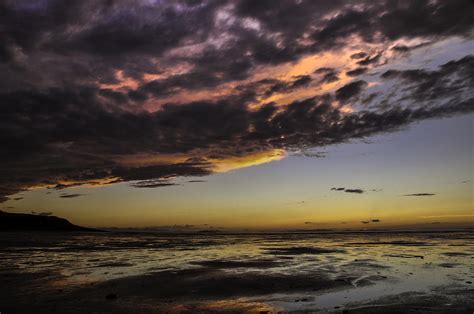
[0,231,473,313]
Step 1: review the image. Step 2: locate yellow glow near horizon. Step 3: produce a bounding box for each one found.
[210,149,286,173]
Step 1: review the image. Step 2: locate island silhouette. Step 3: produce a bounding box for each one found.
[0,210,101,232]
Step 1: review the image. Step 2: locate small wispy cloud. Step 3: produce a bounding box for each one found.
[60,194,86,198]
[130,180,179,188]
[402,193,435,197]
[420,214,474,219]
[331,187,365,194]
[345,189,364,194]
[294,150,327,158]
[361,219,381,224]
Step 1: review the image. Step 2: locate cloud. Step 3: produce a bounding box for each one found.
[0,0,473,202]
[331,188,365,194]
[381,55,474,103]
[357,54,382,66]
[346,67,369,77]
[113,163,212,182]
[263,75,312,97]
[359,219,381,225]
[1,0,472,95]
[344,189,365,194]
[130,180,179,188]
[0,77,472,201]
[294,151,327,158]
[402,193,436,197]
[335,80,368,102]
[350,52,368,59]
[314,67,340,83]
[59,194,86,199]
[420,214,474,219]
[391,42,431,54]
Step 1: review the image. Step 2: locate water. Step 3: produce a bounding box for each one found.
[0,231,473,312]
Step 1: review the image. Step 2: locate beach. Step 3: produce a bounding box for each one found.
[1,231,473,313]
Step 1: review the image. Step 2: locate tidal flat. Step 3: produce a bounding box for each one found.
[0,231,473,313]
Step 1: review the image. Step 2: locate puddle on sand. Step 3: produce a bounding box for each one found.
[0,231,473,312]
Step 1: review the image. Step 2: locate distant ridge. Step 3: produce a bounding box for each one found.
[0,210,102,232]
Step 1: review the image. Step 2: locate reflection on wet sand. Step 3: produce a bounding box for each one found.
[0,231,473,313]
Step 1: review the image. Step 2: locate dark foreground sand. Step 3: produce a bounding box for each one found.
[1,268,473,313]
[0,231,473,313]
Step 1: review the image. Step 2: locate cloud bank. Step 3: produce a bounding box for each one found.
[0,0,473,201]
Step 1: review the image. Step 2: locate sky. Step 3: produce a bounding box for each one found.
[0,0,473,230]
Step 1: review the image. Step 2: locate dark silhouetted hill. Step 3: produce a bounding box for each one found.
[0,210,102,232]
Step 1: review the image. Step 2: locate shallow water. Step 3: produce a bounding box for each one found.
[0,231,473,312]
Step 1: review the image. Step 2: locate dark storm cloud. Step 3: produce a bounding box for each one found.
[135,56,254,99]
[52,4,218,58]
[351,52,368,60]
[377,0,474,40]
[335,80,368,102]
[112,163,213,182]
[1,0,471,95]
[357,54,382,66]
[263,75,312,97]
[314,68,335,74]
[314,67,340,83]
[53,183,87,190]
[0,0,224,92]
[391,42,431,54]
[0,79,472,201]
[402,193,436,197]
[381,55,474,102]
[346,67,368,77]
[0,0,473,201]
[321,72,340,84]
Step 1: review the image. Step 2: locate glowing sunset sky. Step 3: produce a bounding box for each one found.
[1,0,473,229]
